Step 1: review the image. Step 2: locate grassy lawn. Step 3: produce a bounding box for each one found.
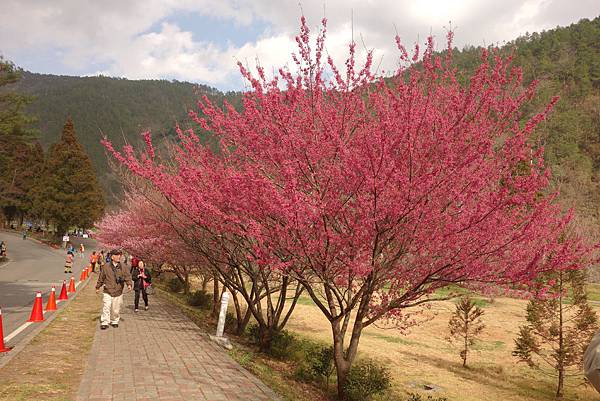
[158,276,600,401]
[0,280,99,401]
[586,283,600,302]
[285,294,598,401]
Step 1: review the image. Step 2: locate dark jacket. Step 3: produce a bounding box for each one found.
[96,261,132,297]
[131,267,152,291]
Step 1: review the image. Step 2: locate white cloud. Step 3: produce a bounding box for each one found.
[0,0,598,89]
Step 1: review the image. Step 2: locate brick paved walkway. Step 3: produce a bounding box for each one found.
[76,291,280,401]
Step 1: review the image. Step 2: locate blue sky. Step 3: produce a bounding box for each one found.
[158,13,272,48]
[1,0,598,91]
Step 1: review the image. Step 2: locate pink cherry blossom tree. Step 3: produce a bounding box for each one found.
[95,190,202,291]
[103,17,593,399]
[98,180,303,340]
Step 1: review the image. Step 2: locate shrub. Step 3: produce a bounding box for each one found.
[344,359,391,401]
[235,350,255,368]
[245,323,295,358]
[167,277,184,293]
[187,290,212,309]
[224,311,238,333]
[294,344,335,385]
[310,346,335,383]
[269,329,295,359]
[293,364,316,383]
[246,323,260,344]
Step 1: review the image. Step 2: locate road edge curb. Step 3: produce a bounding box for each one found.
[0,275,94,370]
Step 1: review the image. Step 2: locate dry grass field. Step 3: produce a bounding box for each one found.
[283,288,600,401]
[170,275,600,400]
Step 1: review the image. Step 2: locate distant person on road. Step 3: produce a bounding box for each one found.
[98,250,106,270]
[79,243,85,258]
[131,260,151,312]
[90,251,99,273]
[0,241,6,258]
[95,249,132,329]
[22,230,27,240]
[64,251,74,273]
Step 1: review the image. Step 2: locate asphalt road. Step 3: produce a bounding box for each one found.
[0,231,97,346]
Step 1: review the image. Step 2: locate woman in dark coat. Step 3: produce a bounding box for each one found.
[131,260,151,311]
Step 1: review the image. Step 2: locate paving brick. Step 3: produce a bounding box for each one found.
[76,291,280,401]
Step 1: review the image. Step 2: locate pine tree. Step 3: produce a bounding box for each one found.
[0,57,36,137]
[1,138,44,225]
[34,118,105,236]
[0,57,38,226]
[513,269,598,399]
[447,296,486,367]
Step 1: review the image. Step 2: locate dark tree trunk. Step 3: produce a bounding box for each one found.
[556,368,564,399]
[201,275,210,292]
[237,307,252,335]
[183,271,190,295]
[330,291,369,400]
[556,272,564,399]
[257,323,276,352]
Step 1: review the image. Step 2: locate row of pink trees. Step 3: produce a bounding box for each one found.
[101,17,593,399]
[97,184,303,340]
[95,190,203,290]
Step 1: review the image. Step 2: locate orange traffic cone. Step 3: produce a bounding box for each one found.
[28,292,44,322]
[58,280,68,301]
[45,286,57,311]
[0,308,12,353]
[68,277,76,293]
[79,269,86,281]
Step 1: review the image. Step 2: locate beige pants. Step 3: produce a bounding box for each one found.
[101,293,123,325]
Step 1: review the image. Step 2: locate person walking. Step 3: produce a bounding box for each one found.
[98,250,106,272]
[130,255,139,273]
[64,251,74,273]
[95,249,132,329]
[131,260,151,312]
[79,243,85,259]
[89,251,98,273]
[0,241,6,258]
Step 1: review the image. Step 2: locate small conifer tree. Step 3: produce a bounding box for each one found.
[447,296,485,367]
[513,269,598,399]
[34,118,104,236]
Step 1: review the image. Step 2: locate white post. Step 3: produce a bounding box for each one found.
[216,290,230,338]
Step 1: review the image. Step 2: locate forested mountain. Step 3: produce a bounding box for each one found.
[9,73,240,199]
[5,16,599,217]
[451,17,600,227]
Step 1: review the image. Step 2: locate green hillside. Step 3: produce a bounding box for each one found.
[452,17,600,224]
[9,73,238,199]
